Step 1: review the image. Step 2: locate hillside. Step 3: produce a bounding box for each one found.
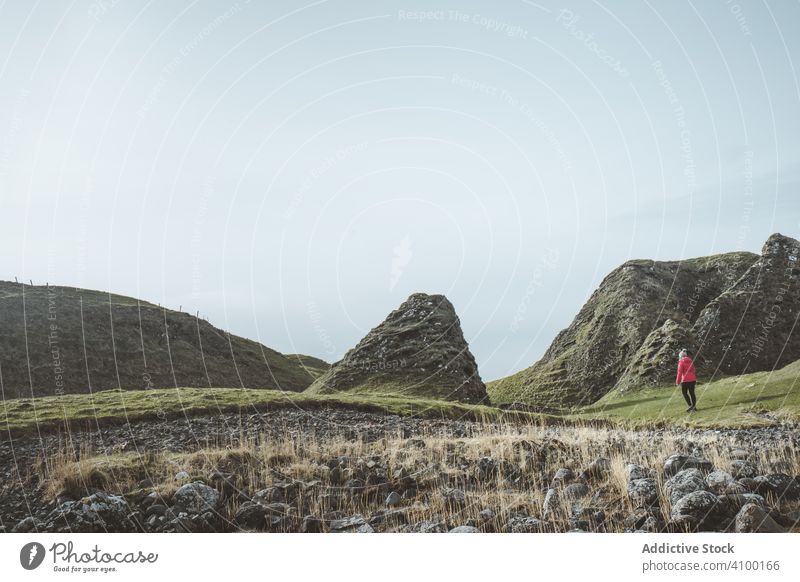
[579,357,800,428]
[285,354,331,379]
[306,293,488,403]
[489,250,758,407]
[0,281,317,398]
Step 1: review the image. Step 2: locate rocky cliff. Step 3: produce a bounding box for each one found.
[306,293,488,403]
[691,233,800,376]
[489,248,762,407]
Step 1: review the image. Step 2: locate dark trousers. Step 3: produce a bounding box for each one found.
[681,381,697,407]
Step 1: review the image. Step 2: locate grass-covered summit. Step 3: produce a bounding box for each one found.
[0,281,318,397]
[306,293,488,403]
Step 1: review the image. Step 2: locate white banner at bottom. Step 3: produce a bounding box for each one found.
[1,533,797,581]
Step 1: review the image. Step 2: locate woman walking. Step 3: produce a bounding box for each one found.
[676,348,697,412]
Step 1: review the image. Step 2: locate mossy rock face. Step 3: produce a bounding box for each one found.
[489,250,758,408]
[692,233,800,376]
[306,293,488,404]
[0,282,317,397]
[614,318,694,394]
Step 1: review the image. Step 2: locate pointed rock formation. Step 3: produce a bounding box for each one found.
[306,293,488,403]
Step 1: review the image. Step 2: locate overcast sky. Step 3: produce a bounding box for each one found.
[1,0,798,380]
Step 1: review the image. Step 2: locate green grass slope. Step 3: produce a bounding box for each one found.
[285,354,330,379]
[577,359,800,428]
[0,386,549,437]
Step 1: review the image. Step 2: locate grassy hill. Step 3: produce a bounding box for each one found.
[576,359,800,428]
[0,281,317,397]
[489,251,757,408]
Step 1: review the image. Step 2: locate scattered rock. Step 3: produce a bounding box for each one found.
[706,470,735,495]
[628,478,659,507]
[301,515,322,533]
[625,464,653,481]
[663,454,713,477]
[754,473,800,501]
[172,482,220,514]
[729,460,758,479]
[665,468,707,505]
[670,491,721,531]
[542,488,561,520]
[550,467,575,488]
[330,514,369,532]
[441,488,466,508]
[506,516,547,533]
[562,482,590,501]
[477,457,497,480]
[40,492,136,533]
[735,503,785,533]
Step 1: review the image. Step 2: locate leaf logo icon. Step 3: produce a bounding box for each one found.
[20,542,46,570]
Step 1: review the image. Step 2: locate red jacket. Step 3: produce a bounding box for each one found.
[676,356,697,384]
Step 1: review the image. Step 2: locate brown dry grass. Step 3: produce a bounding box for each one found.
[36,420,800,532]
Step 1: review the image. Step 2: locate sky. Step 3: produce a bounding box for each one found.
[1,0,798,381]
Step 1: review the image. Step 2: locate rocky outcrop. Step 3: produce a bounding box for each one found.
[491,233,800,407]
[306,293,488,404]
[692,233,800,376]
[614,318,694,393]
[0,281,317,397]
[490,250,756,406]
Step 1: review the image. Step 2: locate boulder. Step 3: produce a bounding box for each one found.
[665,468,707,505]
[506,516,547,533]
[386,491,402,507]
[625,464,653,482]
[542,488,561,520]
[729,460,758,479]
[664,454,713,477]
[41,492,137,533]
[172,482,220,514]
[706,470,735,495]
[628,478,659,507]
[477,457,497,480]
[441,487,467,508]
[550,467,575,488]
[734,503,785,533]
[330,514,371,532]
[562,482,590,501]
[670,491,722,531]
[754,473,800,501]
